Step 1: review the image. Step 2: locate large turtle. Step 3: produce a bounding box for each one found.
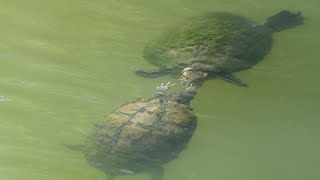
[72,82,197,180]
[134,10,304,87]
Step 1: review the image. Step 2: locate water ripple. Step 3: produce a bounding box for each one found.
[0,96,11,102]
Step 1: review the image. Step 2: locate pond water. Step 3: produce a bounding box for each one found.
[0,0,319,179]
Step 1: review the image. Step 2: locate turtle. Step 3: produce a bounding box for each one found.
[133,10,304,87]
[68,82,197,180]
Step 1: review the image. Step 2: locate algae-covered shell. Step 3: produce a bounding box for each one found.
[144,12,272,72]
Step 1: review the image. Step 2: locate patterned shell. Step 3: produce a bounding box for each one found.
[84,97,197,174]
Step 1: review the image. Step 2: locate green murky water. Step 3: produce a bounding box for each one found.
[0,0,319,179]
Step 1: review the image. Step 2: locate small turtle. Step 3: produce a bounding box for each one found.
[68,82,197,180]
[134,10,304,87]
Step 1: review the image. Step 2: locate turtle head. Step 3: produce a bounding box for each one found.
[180,67,208,87]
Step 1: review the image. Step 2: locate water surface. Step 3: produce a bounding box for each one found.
[0,0,319,179]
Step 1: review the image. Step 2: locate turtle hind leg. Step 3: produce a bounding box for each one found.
[215,72,248,87]
[132,67,169,78]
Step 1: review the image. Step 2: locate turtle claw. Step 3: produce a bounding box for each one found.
[185,83,196,93]
[157,81,175,92]
[132,67,141,71]
[132,67,150,77]
[132,67,169,78]
[154,82,176,98]
[181,83,197,103]
[132,67,144,73]
[166,81,176,89]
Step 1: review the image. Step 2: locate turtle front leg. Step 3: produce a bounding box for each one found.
[215,72,248,87]
[133,67,170,78]
[153,82,175,98]
[178,83,196,105]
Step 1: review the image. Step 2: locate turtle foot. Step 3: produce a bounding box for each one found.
[154,82,175,98]
[133,67,168,78]
[184,83,196,93]
[216,73,248,87]
[182,83,196,103]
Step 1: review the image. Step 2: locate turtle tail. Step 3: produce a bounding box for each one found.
[264,10,303,32]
